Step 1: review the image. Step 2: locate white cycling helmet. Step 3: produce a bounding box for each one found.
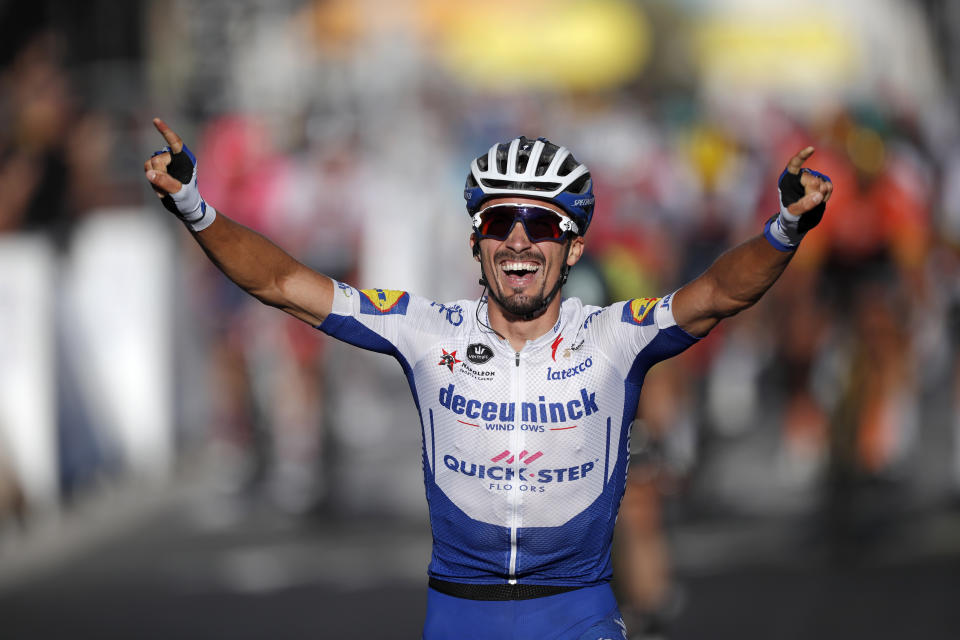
[464,136,595,234]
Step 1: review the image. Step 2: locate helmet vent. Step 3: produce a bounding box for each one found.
[481,178,562,192]
[496,143,510,174]
[516,148,531,174]
[568,174,591,194]
[536,147,557,176]
[558,154,579,177]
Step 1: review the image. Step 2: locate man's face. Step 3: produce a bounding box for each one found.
[470,197,584,319]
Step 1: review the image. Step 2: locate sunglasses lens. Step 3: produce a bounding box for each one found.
[477,206,567,241]
[523,211,564,241]
[478,209,517,238]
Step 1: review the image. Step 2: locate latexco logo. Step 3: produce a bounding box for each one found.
[466,343,493,364]
[546,357,593,381]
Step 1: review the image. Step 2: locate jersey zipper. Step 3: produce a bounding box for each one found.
[508,350,523,583]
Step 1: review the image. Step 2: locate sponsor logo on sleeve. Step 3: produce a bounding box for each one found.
[430,301,464,327]
[359,289,410,315]
[336,281,355,298]
[621,297,659,326]
[466,343,494,364]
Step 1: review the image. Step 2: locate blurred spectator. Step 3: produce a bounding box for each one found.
[0,6,141,510]
[0,29,116,250]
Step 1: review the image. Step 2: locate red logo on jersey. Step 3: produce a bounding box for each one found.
[551,335,563,361]
[438,348,461,372]
[491,450,543,465]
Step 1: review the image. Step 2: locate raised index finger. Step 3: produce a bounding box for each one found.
[153,117,183,153]
[786,146,815,174]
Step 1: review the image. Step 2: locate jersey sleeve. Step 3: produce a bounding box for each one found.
[587,291,699,384]
[317,279,442,366]
[317,280,415,360]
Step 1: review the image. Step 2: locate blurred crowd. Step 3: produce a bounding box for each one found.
[2,2,960,631]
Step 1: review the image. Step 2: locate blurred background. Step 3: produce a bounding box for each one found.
[1,0,960,638]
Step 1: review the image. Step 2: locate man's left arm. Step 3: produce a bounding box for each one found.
[672,146,833,338]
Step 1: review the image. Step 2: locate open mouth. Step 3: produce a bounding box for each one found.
[500,260,541,288]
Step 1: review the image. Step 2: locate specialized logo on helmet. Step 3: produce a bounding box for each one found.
[621,297,659,326]
[573,197,595,207]
[359,288,409,315]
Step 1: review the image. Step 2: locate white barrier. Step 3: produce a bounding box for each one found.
[0,235,58,511]
[65,210,176,484]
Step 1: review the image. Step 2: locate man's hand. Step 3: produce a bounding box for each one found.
[144,118,216,232]
[782,146,833,219]
[142,118,334,326]
[144,118,187,195]
[673,146,835,336]
[765,146,833,251]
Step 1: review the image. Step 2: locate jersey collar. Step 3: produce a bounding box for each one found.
[476,295,575,355]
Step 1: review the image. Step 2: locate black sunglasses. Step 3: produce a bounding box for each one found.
[472,204,578,243]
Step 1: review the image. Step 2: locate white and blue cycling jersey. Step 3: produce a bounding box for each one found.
[318,280,697,588]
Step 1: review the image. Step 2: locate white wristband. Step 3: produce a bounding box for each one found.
[167,162,216,232]
[763,208,803,252]
[185,201,216,232]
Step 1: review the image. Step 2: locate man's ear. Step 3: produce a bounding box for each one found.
[470,234,480,261]
[567,236,585,266]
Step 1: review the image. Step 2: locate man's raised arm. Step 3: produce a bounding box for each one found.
[671,147,833,337]
[144,118,334,327]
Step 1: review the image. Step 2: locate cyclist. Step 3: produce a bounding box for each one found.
[144,119,831,639]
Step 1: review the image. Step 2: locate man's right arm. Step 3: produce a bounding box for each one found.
[144,118,334,326]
